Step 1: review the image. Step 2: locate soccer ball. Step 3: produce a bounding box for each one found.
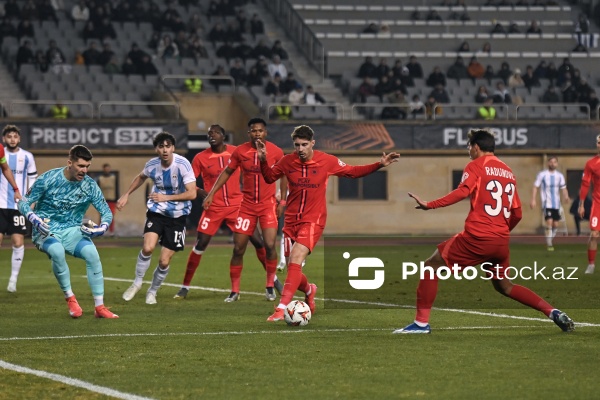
[284,300,311,326]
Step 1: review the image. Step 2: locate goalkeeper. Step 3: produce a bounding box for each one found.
[17,145,118,319]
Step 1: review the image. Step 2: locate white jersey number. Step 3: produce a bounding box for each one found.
[484,180,516,218]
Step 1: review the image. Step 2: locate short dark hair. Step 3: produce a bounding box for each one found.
[153,131,176,147]
[248,117,267,128]
[291,125,314,141]
[547,155,558,162]
[209,124,225,135]
[69,145,93,162]
[467,129,495,152]
[2,125,20,136]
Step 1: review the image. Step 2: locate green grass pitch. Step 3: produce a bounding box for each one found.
[1,239,599,399]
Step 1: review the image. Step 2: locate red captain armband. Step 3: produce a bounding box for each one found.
[279,200,287,206]
[12,187,18,192]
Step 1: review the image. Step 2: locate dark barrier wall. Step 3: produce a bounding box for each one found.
[16,121,189,150]
[266,122,600,151]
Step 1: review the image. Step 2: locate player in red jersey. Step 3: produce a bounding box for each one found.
[395,128,574,334]
[204,118,287,302]
[578,133,600,275]
[173,124,283,299]
[257,125,400,322]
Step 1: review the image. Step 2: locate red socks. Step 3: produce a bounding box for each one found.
[265,258,277,287]
[588,249,596,265]
[182,251,202,286]
[230,265,243,293]
[280,263,307,305]
[508,284,554,316]
[415,274,439,324]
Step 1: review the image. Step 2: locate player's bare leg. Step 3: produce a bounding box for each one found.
[175,232,213,299]
[261,226,280,301]
[586,231,598,274]
[544,218,555,251]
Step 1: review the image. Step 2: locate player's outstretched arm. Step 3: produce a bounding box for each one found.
[149,181,197,203]
[116,173,147,211]
[408,192,431,210]
[0,161,22,202]
[203,167,233,209]
[379,152,400,167]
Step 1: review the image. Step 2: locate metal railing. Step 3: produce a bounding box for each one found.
[160,74,236,92]
[432,103,510,120]
[97,101,180,119]
[515,103,591,120]
[351,103,429,121]
[266,103,344,120]
[261,0,326,79]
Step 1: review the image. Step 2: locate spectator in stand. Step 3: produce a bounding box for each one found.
[407,55,424,79]
[4,0,21,20]
[206,0,220,20]
[252,39,271,60]
[447,56,469,81]
[121,57,136,75]
[281,72,299,95]
[304,85,326,105]
[34,50,49,73]
[211,65,230,91]
[375,75,394,100]
[113,2,136,23]
[497,62,512,84]
[190,36,208,60]
[546,62,558,85]
[225,20,242,43]
[588,91,599,119]
[398,68,413,88]
[208,22,227,44]
[467,56,485,81]
[561,79,578,103]
[557,57,574,86]
[508,68,525,89]
[265,73,284,98]
[288,84,305,105]
[457,41,471,53]
[147,32,161,52]
[572,68,582,87]
[573,43,589,53]
[381,91,409,120]
[391,60,403,79]
[508,21,521,33]
[230,59,247,87]
[0,18,17,43]
[21,1,37,21]
[483,65,496,84]
[127,43,149,70]
[71,0,89,22]
[428,84,450,104]
[46,40,70,75]
[74,50,84,65]
[522,65,540,91]
[234,37,253,64]
[17,19,34,40]
[576,78,594,104]
[271,40,289,60]
[526,20,542,34]
[82,21,99,41]
[426,66,447,87]
[533,60,548,80]
[357,77,376,102]
[38,0,58,23]
[493,81,512,104]
[358,56,377,79]
[491,22,506,34]
[97,18,117,41]
[542,85,561,103]
[479,42,492,54]
[363,22,379,33]
[268,55,288,80]
[237,9,248,33]
[475,85,490,103]
[216,41,235,63]
[246,66,263,87]
[103,55,121,75]
[250,14,265,39]
[575,12,590,33]
[374,58,389,80]
[409,94,425,118]
[16,40,34,71]
[427,10,443,21]
[219,0,235,17]
[82,41,102,66]
[188,13,205,36]
[425,96,441,119]
[477,97,497,120]
[254,55,269,78]
[137,55,158,77]
[98,42,114,67]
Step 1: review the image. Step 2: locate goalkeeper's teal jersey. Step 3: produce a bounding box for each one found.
[18,167,112,232]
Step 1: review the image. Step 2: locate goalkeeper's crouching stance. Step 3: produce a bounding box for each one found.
[17,145,118,319]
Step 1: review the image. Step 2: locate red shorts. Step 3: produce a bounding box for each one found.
[590,202,600,231]
[197,205,240,236]
[231,201,278,235]
[283,222,324,253]
[437,232,510,280]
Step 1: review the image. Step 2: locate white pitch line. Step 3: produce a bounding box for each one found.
[103,276,600,327]
[0,326,557,342]
[0,360,155,400]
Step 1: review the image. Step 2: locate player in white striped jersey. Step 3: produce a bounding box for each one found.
[117,132,196,305]
[2,125,37,293]
[530,156,570,251]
